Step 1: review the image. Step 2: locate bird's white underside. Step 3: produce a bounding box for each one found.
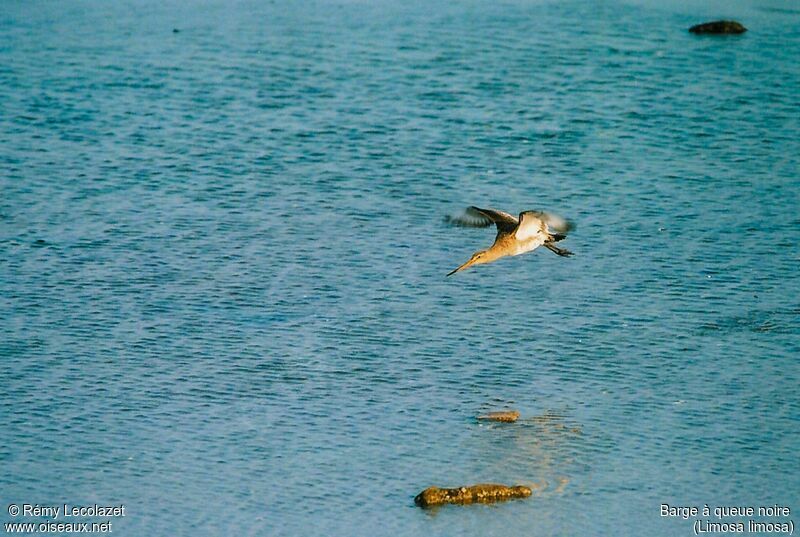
[512,235,547,255]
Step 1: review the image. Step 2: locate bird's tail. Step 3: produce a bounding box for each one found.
[544,242,574,257]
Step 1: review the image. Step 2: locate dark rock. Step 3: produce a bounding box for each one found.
[414,483,532,507]
[477,410,520,423]
[689,20,747,34]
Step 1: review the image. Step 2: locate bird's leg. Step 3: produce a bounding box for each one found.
[544,242,574,257]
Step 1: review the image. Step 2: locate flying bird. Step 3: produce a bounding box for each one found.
[446,206,574,276]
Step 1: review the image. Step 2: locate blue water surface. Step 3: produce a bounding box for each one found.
[1,0,798,535]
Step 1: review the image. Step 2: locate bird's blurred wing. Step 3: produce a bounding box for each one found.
[446,206,518,232]
[516,210,573,240]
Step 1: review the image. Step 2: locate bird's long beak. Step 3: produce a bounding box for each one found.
[447,258,476,277]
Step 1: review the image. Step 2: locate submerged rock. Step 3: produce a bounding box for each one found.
[689,20,747,34]
[477,410,520,423]
[414,483,532,507]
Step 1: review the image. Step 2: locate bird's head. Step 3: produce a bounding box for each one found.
[447,250,491,276]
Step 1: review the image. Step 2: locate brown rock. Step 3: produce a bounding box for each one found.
[414,483,532,507]
[476,410,520,423]
[688,20,747,34]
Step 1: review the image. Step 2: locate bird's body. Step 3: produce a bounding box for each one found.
[446,206,574,276]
